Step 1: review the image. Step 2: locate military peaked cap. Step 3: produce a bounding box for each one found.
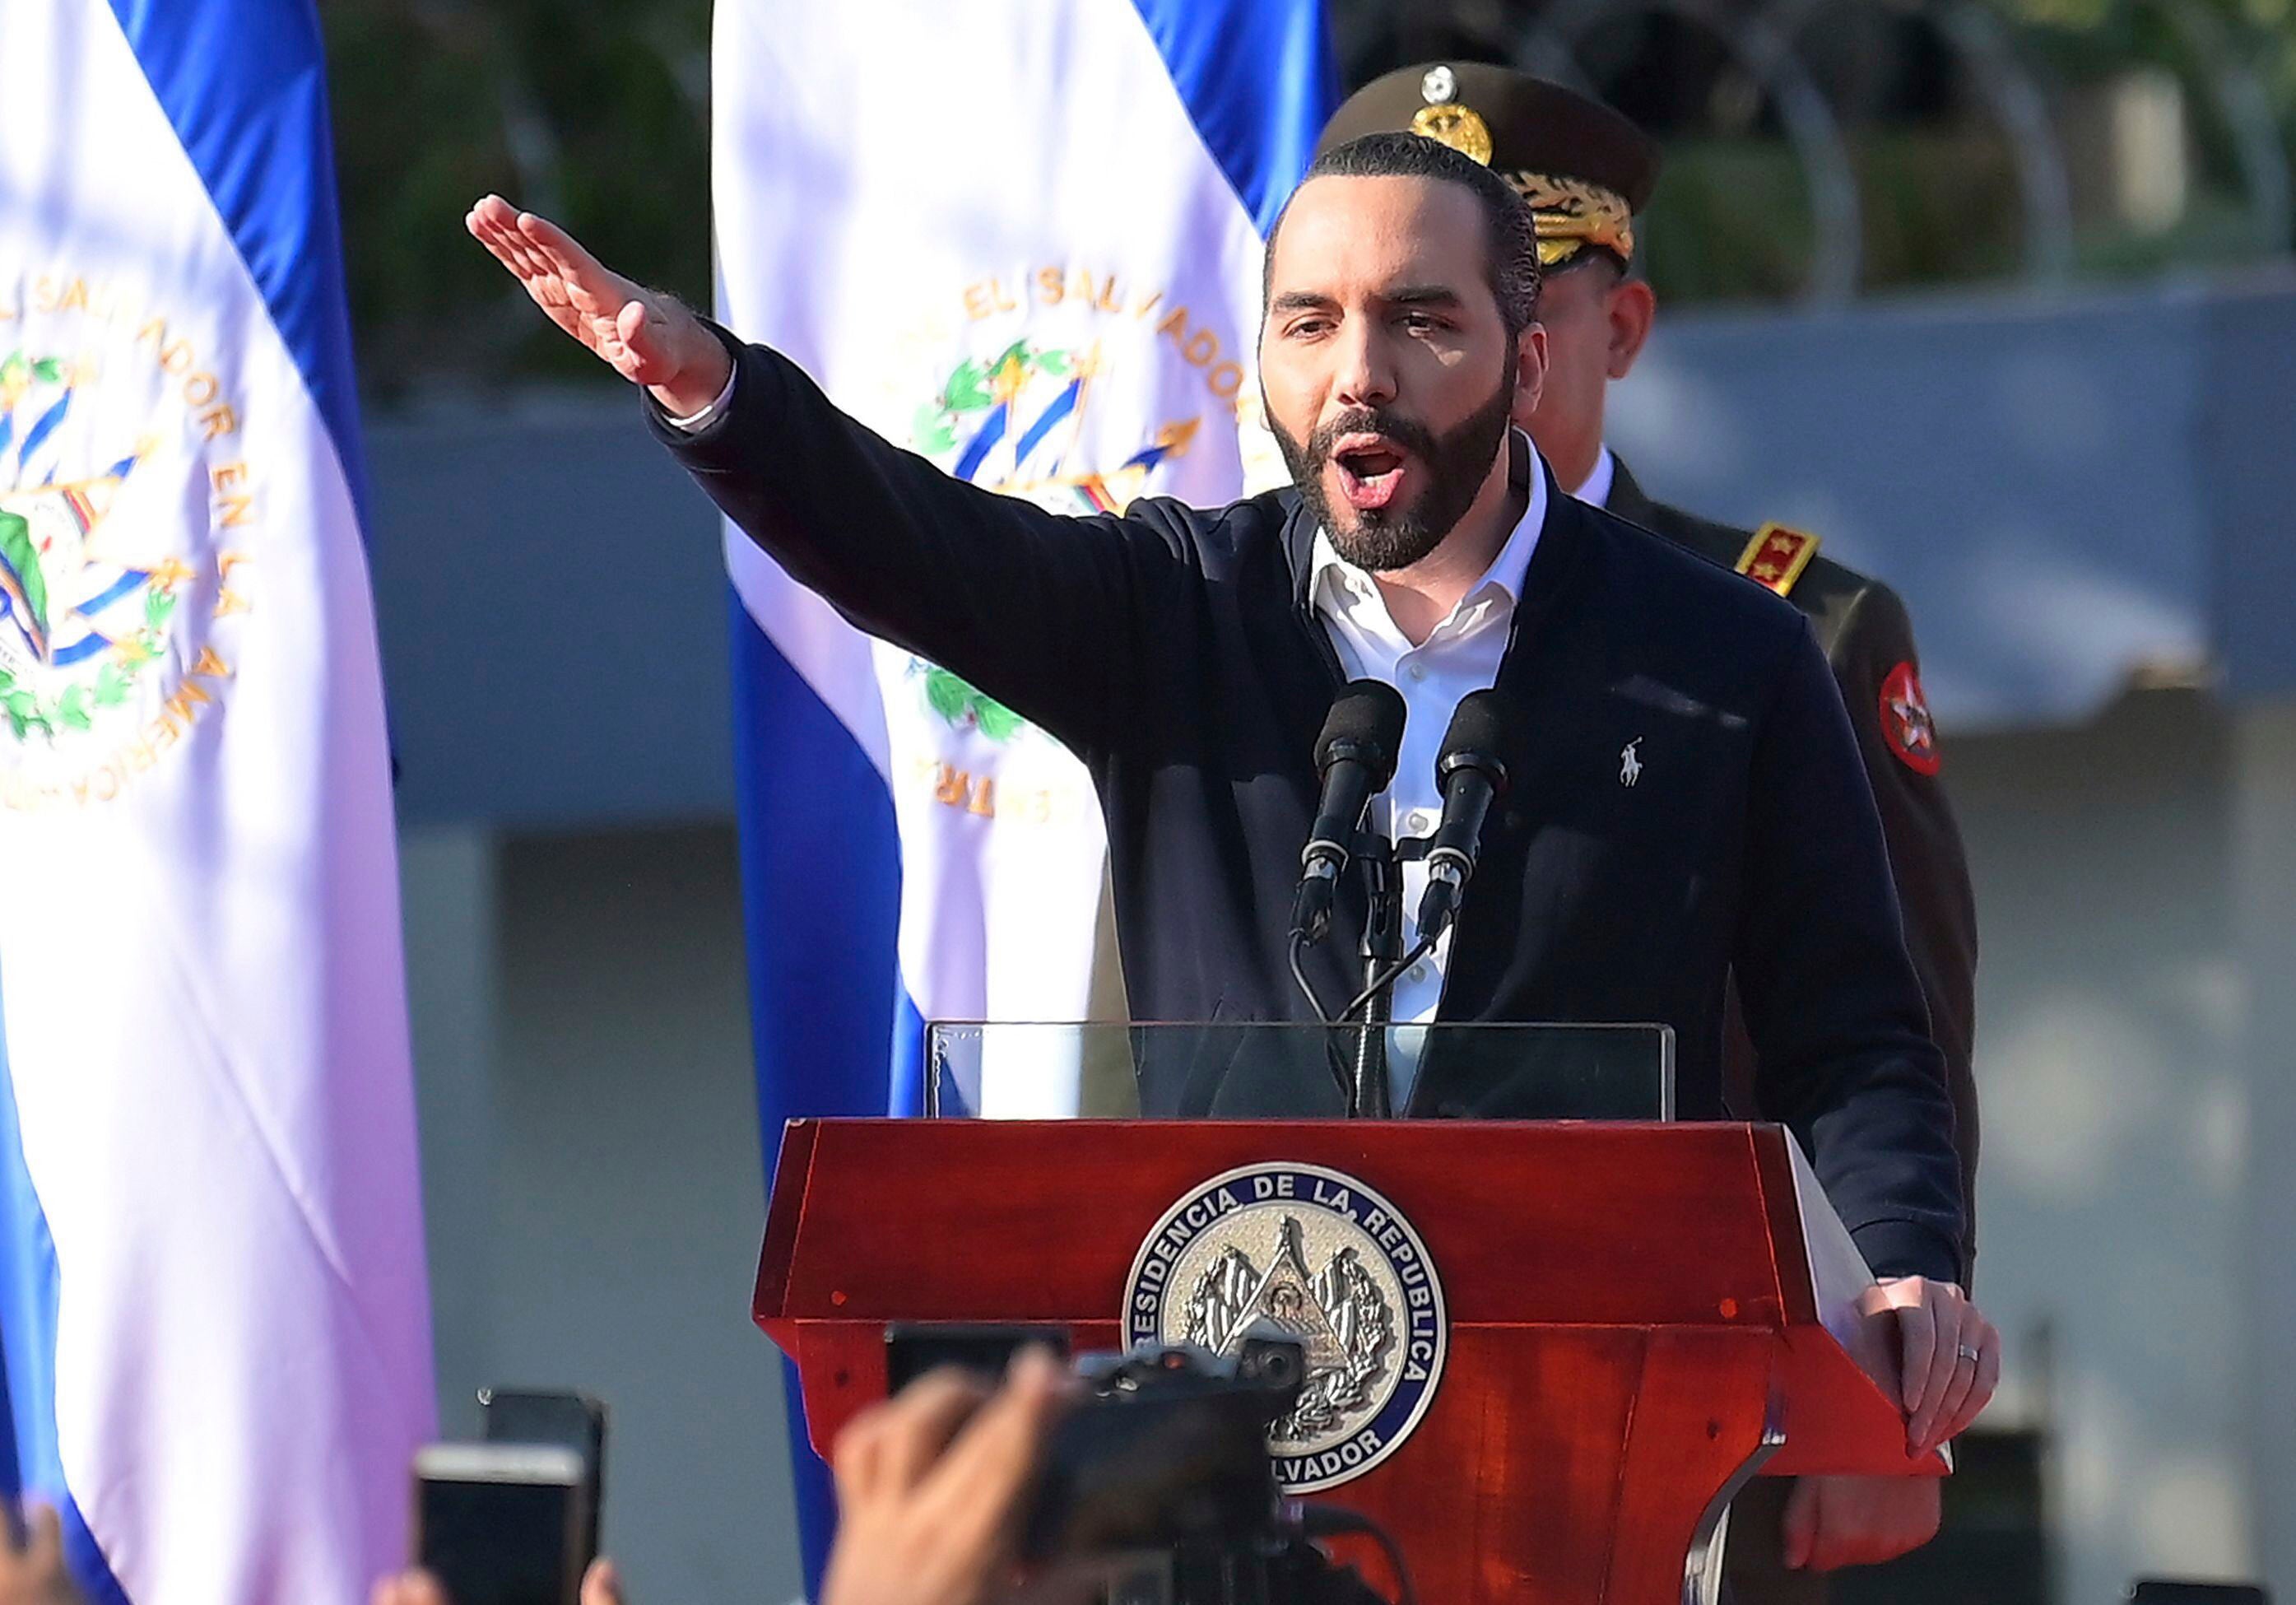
[1318,63,1661,268]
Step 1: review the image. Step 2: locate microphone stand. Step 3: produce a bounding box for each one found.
[1349,835,1401,1119]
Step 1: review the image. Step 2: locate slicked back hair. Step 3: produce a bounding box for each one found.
[1264,132,1543,343]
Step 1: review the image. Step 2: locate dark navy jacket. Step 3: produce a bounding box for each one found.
[655,333,1966,1285]
[1607,461,1980,1275]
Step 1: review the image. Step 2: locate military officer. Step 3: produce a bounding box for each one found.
[1317,65,1982,1591]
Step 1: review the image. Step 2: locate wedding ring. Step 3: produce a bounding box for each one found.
[1956,1343,1981,1365]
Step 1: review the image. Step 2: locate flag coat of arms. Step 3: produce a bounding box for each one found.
[0,2,433,1601]
[712,0,1331,1577]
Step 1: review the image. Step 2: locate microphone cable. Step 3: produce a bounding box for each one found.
[1290,929,1335,1025]
[1290,930,1363,1107]
[1336,934,1436,1024]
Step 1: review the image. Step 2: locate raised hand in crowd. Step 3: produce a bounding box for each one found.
[466,195,731,416]
[822,1347,1076,1605]
[0,1507,84,1605]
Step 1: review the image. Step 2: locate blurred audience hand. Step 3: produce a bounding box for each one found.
[0,1507,84,1605]
[822,1347,1076,1605]
[1782,1474,1942,1570]
[369,1558,624,1605]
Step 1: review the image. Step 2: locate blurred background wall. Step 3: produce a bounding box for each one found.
[336,2,2296,1601]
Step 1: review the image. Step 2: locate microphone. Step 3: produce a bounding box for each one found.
[1414,689,1513,943]
[1289,680,1408,947]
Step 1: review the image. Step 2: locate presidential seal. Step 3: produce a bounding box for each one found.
[1123,1163,1446,1493]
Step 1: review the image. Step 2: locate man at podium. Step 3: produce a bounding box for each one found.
[1311,64,1983,1583]
[467,129,1997,1463]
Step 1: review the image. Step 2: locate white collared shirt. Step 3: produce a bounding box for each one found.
[1308,438,1548,1039]
[1569,445,1616,509]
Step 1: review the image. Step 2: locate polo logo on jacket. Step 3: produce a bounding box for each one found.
[1620,737,1644,787]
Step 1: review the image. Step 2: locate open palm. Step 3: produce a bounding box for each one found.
[465,194,721,402]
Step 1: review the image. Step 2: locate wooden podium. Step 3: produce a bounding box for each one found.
[754,1118,1941,1605]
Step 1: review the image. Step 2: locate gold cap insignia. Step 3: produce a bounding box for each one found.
[1410,103,1494,166]
[1735,523,1822,598]
[1506,170,1638,267]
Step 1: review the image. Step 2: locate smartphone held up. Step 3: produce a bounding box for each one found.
[409,1389,607,1605]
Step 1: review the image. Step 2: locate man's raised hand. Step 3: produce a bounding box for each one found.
[465,196,732,417]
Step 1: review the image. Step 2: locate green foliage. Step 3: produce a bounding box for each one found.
[323,0,711,398]
[1641,142,1818,303]
[1852,130,2025,291]
[318,0,2296,354]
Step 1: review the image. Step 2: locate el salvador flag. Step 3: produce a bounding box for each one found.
[712,0,1332,1584]
[0,3,432,1602]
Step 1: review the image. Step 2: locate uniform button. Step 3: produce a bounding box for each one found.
[1406,663,1428,682]
[1406,963,1429,985]
[1406,809,1433,834]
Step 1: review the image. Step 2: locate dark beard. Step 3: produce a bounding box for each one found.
[1271,372,1517,573]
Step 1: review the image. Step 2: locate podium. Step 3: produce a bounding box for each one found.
[753,1026,1942,1605]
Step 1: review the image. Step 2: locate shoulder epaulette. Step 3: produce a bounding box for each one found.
[1735,523,1821,598]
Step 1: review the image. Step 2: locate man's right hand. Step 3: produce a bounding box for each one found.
[465,195,733,417]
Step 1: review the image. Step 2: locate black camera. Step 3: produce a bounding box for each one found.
[884,1328,1402,1605]
[1025,1337,1304,1561]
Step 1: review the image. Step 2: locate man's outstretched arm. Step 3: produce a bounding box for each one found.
[467,196,1155,756]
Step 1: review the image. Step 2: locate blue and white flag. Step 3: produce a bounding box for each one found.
[713,0,1331,1576]
[0,4,432,1601]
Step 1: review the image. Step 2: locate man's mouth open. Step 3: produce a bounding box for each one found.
[1331,434,1411,512]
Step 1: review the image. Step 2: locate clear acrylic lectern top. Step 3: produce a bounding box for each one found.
[925,1021,1674,1121]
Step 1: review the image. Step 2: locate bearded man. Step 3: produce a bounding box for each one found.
[468,131,1996,1472]
[1315,66,1984,1584]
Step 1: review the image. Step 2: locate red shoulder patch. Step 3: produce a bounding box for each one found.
[1879,661,1941,775]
